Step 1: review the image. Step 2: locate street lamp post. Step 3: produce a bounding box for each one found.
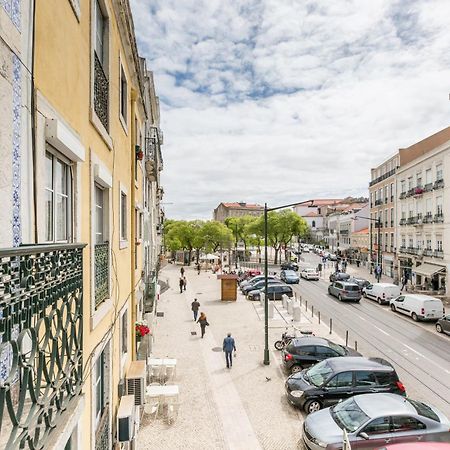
[263,200,301,365]
[235,223,238,269]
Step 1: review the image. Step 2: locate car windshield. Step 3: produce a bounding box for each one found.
[285,271,296,276]
[331,398,370,432]
[407,399,440,422]
[345,285,360,291]
[305,361,333,387]
[328,342,346,356]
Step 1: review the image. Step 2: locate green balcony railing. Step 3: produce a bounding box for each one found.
[95,242,110,308]
[0,243,86,450]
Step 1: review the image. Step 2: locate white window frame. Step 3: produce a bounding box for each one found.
[436,163,443,181]
[120,306,129,375]
[119,60,128,131]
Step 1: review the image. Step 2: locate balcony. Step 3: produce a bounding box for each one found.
[423,248,433,257]
[399,192,407,199]
[407,217,415,225]
[374,199,383,206]
[0,243,85,449]
[95,241,110,308]
[413,186,424,197]
[424,183,433,192]
[434,179,444,190]
[369,168,396,186]
[423,214,433,224]
[399,218,407,226]
[413,214,423,226]
[407,247,418,255]
[406,188,415,198]
[434,250,444,259]
[93,52,109,131]
[399,245,407,253]
[434,213,444,223]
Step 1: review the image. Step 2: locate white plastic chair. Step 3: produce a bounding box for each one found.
[144,399,159,419]
[164,365,176,383]
[150,365,164,383]
[166,401,180,425]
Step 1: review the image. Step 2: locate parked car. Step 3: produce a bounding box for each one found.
[329,271,350,282]
[285,356,405,413]
[390,294,445,322]
[280,270,300,284]
[282,337,361,374]
[302,393,450,450]
[247,283,293,301]
[348,276,371,291]
[363,283,401,305]
[302,247,311,253]
[281,262,299,271]
[240,274,275,290]
[242,278,282,295]
[436,314,450,335]
[301,268,320,281]
[328,281,362,302]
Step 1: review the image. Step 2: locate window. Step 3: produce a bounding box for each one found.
[436,235,443,251]
[94,350,105,425]
[416,172,422,187]
[297,346,315,356]
[408,177,413,189]
[363,417,391,435]
[45,149,72,242]
[312,220,316,228]
[436,196,443,215]
[390,233,394,249]
[408,237,413,248]
[120,190,127,241]
[95,0,106,65]
[139,212,144,239]
[327,372,353,388]
[426,198,432,216]
[392,416,426,432]
[120,64,127,123]
[95,184,104,243]
[400,180,405,194]
[390,183,394,199]
[401,205,406,219]
[121,309,128,356]
[426,168,432,184]
[426,236,432,250]
[315,346,338,358]
[436,163,443,181]
[401,236,406,247]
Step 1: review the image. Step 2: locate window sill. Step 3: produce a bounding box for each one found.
[90,107,113,151]
[91,298,112,330]
[120,240,128,249]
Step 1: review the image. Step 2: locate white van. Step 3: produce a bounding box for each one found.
[362,283,401,305]
[390,294,445,321]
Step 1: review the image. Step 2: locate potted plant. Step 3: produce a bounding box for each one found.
[135,321,150,342]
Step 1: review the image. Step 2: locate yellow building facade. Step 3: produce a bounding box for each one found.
[0,1,162,449]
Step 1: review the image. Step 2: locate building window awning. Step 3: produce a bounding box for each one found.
[413,263,446,277]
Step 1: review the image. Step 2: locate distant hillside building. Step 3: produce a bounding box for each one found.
[213,202,264,222]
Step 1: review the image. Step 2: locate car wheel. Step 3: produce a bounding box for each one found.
[412,312,419,322]
[436,324,443,333]
[338,294,342,301]
[377,298,383,305]
[390,304,396,312]
[304,399,322,414]
[363,291,367,298]
[290,365,303,374]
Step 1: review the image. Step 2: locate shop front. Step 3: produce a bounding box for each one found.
[412,263,447,295]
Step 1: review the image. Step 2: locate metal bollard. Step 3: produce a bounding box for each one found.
[329,318,333,335]
[345,330,349,347]
[355,341,358,351]
[305,300,308,311]
[318,311,321,324]
[311,305,314,317]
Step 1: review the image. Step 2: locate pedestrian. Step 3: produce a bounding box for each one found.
[197,312,209,338]
[183,275,187,291]
[180,266,185,276]
[223,332,236,368]
[191,298,200,321]
[179,276,184,293]
[401,276,407,292]
[197,263,201,275]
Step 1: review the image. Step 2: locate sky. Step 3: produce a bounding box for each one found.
[130,0,450,220]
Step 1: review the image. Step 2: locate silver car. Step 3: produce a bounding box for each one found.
[302,393,450,450]
[328,281,361,302]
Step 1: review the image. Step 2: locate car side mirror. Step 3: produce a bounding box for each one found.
[359,432,369,440]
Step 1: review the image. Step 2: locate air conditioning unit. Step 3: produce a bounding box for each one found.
[117,395,136,442]
[126,361,146,406]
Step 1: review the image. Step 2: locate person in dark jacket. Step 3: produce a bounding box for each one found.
[197,312,209,338]
[191,298,200,321]
[179,276,184,293]
[223,333,236,368]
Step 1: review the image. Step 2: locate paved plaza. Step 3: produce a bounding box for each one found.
[137,264,346,450]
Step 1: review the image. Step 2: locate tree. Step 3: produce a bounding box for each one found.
[165,220,203,264]
[201,221,233,254]
[225,216,257,261]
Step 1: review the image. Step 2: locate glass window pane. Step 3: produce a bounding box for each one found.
[56,194,67,240]
[45,153,53,189]
[45,189,53,241]
[96,1,104,62]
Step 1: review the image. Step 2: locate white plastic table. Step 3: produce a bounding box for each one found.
[146,384,179,401]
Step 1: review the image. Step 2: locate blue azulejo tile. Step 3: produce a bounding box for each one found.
[11,0,20,29]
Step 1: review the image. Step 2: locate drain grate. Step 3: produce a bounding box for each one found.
[212,347,222,352]
[156,312,164,317]
[191,331,197,335]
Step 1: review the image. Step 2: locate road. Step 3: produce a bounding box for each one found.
[283,253,450,416]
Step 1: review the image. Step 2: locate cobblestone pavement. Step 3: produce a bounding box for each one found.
[136,264,345,450]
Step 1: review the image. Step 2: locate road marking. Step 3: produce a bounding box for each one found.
[357,315,367,322]
[373,326,390,336]
[403,344,424,357]
[403,344,450,374]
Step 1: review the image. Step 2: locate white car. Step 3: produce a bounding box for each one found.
[302,247,310,253]
[390,294,445,321]
[301,268,319,280]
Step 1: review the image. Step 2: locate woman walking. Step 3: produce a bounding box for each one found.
[197,312,209,338]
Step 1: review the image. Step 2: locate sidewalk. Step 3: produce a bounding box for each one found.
[136,265,348,450]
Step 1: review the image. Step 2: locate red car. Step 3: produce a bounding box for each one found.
[247,269,261,277]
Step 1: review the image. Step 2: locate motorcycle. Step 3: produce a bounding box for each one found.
[274,329,315,350]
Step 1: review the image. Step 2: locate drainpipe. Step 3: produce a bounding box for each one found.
[31,0,38,243]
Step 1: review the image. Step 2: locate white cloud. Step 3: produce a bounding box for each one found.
[130,0,450,219]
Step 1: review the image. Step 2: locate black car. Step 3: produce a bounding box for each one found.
[282,337,361,374]
[285,356,406,414]
[329,271,350,282]
[247,284,293,301]
[348,276,371,291]
[242,278,282,295]
[281,262,299,271]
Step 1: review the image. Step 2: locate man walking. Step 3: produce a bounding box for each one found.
[223,333,236,369]
[191,298,200,321]
[179,276,184,293]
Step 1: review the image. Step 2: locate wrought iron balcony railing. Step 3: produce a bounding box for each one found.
[95,404,111,450]
[94,52,109,131]
[399,192,407,199]
[0,243,86,449]
[95,241,110,308]
[399,246,407,253]
[434,250,444,259]
[399,218,407,226]
[434,213,444,223]
[423,214,433,224]
[423,248,433,256]
[434,179,444,190]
